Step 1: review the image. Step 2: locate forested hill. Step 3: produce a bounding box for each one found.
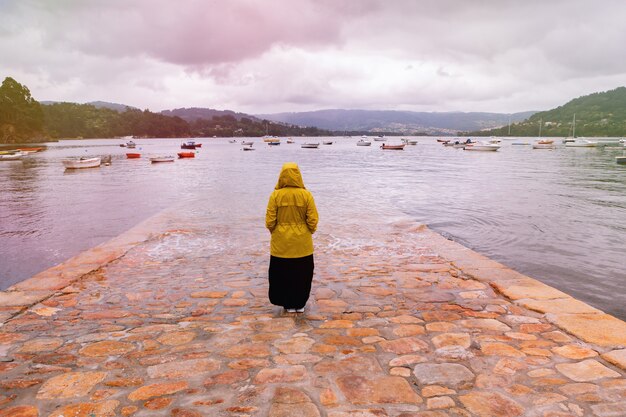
[0,77,331,143]
[466,87,626,137]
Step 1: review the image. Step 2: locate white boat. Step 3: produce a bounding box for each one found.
[126,141,136,149]
[357,140,371,146]
[594,138,623,147]
[241,141,254,146]
[286,139,295,144]
[150,156,175,163]
[464,142,500,151]
[374,135,386,141]
[512,142,530,146]
[563,114,577,143]
[228,139,237,143]
[488,138,502,144]
[565,139,598,148]
[62,157,101,169]
[301,143,320,149]
[0,152,24,161]
[532,119,556,149]
[402,139,418,145]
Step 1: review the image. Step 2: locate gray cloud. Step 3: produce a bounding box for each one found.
[1,0,625,113]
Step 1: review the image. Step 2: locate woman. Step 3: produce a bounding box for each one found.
[265,162,319,313]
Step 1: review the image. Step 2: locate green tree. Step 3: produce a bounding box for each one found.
[0,77,44,143]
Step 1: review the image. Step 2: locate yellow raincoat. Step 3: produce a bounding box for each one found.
[266,163,318,258]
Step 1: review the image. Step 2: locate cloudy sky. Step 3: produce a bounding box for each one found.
[1,0,625,114]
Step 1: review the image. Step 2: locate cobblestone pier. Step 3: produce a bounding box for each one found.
[1,211,625,417]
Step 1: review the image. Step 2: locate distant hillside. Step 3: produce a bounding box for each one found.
[467,87,626,137]
[161,107,261,123]
[41,100,137,112]
[87,101,138,112]
[256,109,536,135]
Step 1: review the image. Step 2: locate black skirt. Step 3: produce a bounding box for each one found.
[268,254,314,309]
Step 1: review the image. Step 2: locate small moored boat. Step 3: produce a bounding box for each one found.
[0,152,24,161]
[17,147,45,153]
[464,143,500,152]
[381,144,405,150]
[374,135,386,141]
[357,140,371,146]
[62,157,101,169]
[177,152,195,158]
[532,139,556,150]
[241,141,254,146]
[402,139,418,145]
[242,146,255,151]
[126,153,141,159]
[301,143,320,149]
[565,139,598,148]
[126,141,136,149]
[181,140,201,149]
[150,156,175,163]
[616,156,626,164]
[322,141,333,145]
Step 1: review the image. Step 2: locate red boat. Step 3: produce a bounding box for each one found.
[381,144,405,150]
[17,147,46,152]
[177,152,195,158]
[126,153,141,159]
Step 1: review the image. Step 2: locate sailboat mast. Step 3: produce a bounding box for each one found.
[538,118,542,137]
[508,115,511,136]
[572,114,576,138]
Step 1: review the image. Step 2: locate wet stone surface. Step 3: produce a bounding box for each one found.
[0,217,625,416]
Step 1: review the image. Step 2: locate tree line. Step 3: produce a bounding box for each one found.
[0,77,331,144]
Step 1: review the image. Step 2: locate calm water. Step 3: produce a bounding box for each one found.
[1,138,625,319]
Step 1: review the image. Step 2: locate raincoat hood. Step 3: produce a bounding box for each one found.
[275,162,306,190]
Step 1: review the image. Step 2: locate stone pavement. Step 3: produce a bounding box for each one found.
[1,211,625,417]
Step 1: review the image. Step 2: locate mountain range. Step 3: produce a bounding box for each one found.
[161,107,261,123]
[256,109,536,135]
[41,102,534,135]
[37,86,626,137]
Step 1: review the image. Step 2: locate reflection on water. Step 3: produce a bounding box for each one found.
[1,138,625,319]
